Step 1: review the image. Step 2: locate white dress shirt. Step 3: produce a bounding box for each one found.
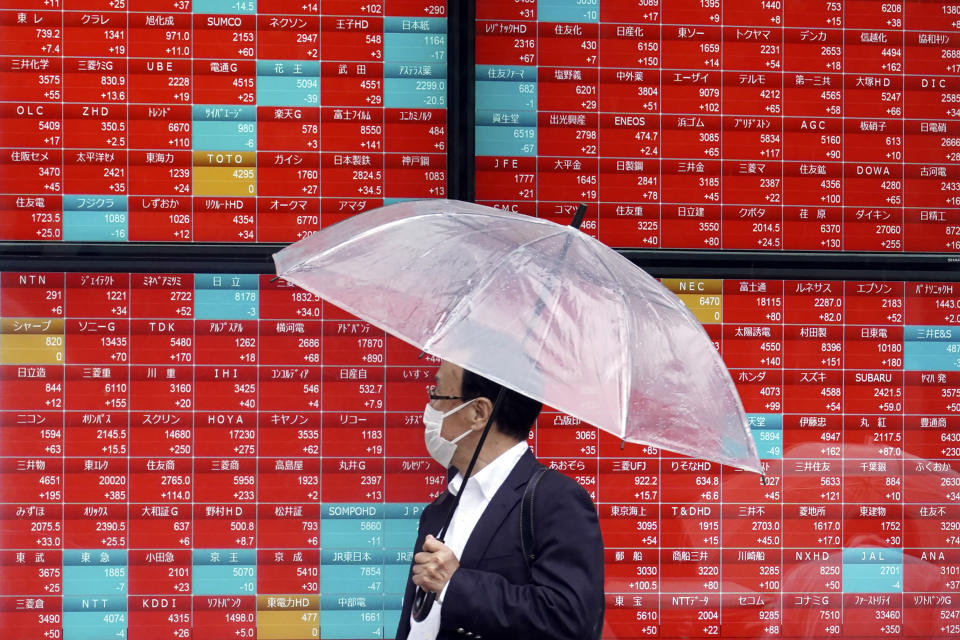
[407,440,530,640]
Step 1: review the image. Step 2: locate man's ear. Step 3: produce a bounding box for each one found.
[469,396,494,431]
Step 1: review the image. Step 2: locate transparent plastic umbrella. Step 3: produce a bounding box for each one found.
[273,199,762,475]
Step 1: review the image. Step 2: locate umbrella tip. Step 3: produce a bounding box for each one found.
[570,203,587,229]
[270,275,281,283]
[417,351,425,359]
[760,473,767,485]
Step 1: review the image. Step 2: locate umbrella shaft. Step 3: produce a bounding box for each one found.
[435,385,507,541]
[411,386,507,623]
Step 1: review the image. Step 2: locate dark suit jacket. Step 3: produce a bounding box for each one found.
[395,449,605,640]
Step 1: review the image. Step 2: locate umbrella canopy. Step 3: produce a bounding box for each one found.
[274,199,762,474]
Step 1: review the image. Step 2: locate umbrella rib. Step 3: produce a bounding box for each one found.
[584,241,761,471]
[279,215,419,277]
[586,246,693,433]
[422,228,570,352]
[282,210,557,279]
[581,238,635,440]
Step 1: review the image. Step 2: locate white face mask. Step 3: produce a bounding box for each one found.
[423,400,474,468]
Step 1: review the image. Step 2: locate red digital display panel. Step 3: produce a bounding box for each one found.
[0,2,447,242]
[475,1,960,252]
[1,271,960,639]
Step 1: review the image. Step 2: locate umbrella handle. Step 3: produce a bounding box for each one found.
[411,586,436,622]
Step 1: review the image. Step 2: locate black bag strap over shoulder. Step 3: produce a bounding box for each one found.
[520,465,604,640]
[520,465,549,568]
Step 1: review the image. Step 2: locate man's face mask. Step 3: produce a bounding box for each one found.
[422,400,474,468]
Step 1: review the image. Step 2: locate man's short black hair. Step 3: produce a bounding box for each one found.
[460,368,541,441]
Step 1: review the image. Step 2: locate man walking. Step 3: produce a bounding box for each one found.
[395,359,605,640]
